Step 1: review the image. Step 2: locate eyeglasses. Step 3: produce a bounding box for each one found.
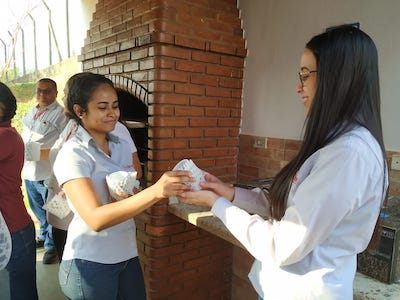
[36,88,54,95]
[298,70,317,87]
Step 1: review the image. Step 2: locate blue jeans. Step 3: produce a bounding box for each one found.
[59,256,146,300]
[24,179,54,250]
[6,221,38,300]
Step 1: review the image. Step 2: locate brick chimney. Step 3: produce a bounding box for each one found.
[79,0,246,298]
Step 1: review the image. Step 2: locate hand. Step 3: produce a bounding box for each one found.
[133,186,142,194]
[200,173,235,202]
[177,190,219,208]
[151,170,193,200]
[109,185,142,203]
[109,190,132,203]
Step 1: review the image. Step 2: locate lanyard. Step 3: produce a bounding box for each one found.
[65,121,78,141]
[33,107,47,120]
[27,107,49,142]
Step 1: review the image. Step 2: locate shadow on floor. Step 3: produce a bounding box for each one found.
[36,247,66,300]
[0,240,65,300]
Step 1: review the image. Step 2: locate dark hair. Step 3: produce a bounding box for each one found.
[63,72,92,119]
[269,25,386,222]
[38,78,57,91]
[0,82,17,122]
[66,72,114,124]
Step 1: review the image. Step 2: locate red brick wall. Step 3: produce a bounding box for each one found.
[237,134,302,182]
[79,0,246,299]
[231,246,258,300]
[238,134,400,197]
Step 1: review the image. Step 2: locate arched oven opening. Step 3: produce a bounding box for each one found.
[116,88,148,187]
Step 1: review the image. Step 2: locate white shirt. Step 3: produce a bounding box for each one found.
[53,125,138,263]
[47,120,138,229]
[22,101,67,180]
[113,121,137,153]
[46,119,78,229]
[211,126,387,300]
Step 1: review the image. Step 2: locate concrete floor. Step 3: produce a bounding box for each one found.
[0,213,65,300]
[0,247,65,300]
[35,247,66,300]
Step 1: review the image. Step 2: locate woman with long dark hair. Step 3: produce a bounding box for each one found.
[179,25,388,299]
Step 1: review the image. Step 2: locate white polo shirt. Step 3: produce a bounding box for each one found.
[22,101,67,180]
[212,126,387,299]
[113,121,137,154]
[53,125,138,263]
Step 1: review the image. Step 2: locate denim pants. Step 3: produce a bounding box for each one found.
[59,256,146,300]
[24,179,54,250]
[6,221,38,300]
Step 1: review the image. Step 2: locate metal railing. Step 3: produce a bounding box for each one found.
[1,0,73,82]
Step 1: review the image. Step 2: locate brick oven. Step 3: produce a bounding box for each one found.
[79,0,246,298]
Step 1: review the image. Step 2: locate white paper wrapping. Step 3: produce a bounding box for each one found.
[106,171,140,201]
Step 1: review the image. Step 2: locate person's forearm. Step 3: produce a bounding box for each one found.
[66,180,160,232]
[40,148,50,160]
[87,185,160,231]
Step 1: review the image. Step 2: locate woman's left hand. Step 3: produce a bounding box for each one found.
[177,190,219,208]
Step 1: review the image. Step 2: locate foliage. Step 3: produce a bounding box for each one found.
[2,68,21,82]
[8,82,36,134]
[12,101,35,134]
[9,82,36,103]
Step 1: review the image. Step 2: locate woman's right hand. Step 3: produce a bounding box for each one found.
[200,172,235,202]
[151,170,193,200]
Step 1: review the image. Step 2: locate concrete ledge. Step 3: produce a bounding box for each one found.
[168,202,244,248]
[168,202,400,299]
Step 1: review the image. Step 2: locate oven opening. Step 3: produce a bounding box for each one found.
[116,88,148,187]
